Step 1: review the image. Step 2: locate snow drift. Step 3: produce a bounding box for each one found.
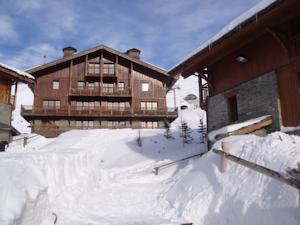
[0,109,299,225]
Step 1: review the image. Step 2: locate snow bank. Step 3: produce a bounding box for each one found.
[0,109,299,225]
[158,132,300,225]
[208,115,270,141]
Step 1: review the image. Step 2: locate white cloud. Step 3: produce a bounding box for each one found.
[0,14,18,42]
[1,43,59,70]
[14,0,42,12]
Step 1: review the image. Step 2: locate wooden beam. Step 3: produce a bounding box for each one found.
[215,117,272,141]
[100,50,103,95]
[115,55,118,77]
[213,148,300,190]
[85,55,88,77]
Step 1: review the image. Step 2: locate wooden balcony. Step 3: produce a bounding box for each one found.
[103,73,116,77]
[70,107,131,117]
[70,88,100,96]
[133,108,178,117]
[101,87,131,97]
[69,87,132,97]
[86,73,100,78]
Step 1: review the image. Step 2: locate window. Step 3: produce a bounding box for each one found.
[88,63,100,74]
[141,102,146,110]
[140,101,158,110]
[103,63,115,74]
[141,121,158,128]
[108,121,113,128]
[77,81,84,90]
[87,82,94,90]
[142,83,149,92]
[118,82,125,91]
[103,83,114,93]
[53,80,59,90]
[43,100,60,109]
[227,96,238,122]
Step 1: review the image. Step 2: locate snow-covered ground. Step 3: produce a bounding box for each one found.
[0,109,299,225]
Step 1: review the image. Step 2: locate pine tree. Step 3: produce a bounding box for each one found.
[198,118,207,143]
[164,121,174,140]
[181,121,193,144]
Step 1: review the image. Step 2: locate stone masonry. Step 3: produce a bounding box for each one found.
[207,71,281,132]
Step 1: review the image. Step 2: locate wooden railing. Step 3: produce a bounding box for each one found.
[21,105,178,117]
[70,88,99,96]
[70,87,131,97]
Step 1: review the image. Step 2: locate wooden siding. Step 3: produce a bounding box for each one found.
[24,48,176,136]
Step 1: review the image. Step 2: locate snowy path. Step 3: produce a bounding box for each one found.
[53,161,180,225]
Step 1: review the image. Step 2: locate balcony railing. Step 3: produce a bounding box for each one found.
[101,87,131,96]
[86,73,100,78]
[69,87,132,97]
[21,105,178,118]
[70,88,100,96]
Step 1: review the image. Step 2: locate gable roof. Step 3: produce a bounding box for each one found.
[27,44,171,78]
[0,63,34,84]
[169,0,282,75]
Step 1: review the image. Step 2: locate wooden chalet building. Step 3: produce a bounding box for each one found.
[170,0,300,133]
[21,45,177,137]
[0,63,34,143]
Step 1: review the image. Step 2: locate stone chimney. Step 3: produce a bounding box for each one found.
[125,48,141,59]
[63,46,77,58]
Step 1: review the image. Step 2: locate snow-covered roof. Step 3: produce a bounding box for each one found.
[0,62,34,81]
[170,0,280,72]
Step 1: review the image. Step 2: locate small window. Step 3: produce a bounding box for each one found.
[76,121,82,127]
[53,80,59,90]
[142,83,149,92]
[141,102,146,110]
[227,95,238,122]
[118,82,125,91]
[88,121,94,127]
[152,102,158,110]
[103,63,115,74]
[141,121,146,128]
[153,121,158,128]
[88,63,100,74]
[77,81,84,90]
[108,121,113,128]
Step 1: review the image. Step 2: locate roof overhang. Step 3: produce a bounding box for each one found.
[169,0,299,78]
[26,44,176,87]
[0,65,34,84]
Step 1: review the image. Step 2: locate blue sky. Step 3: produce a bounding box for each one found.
[0,0,259,71]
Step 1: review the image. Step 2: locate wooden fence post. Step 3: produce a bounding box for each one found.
[23,136,28,148]
[221,142,229,173]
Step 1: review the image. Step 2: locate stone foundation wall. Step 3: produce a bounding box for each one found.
[207,71,281,132]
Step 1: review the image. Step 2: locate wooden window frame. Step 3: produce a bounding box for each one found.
[142,83,149,92]
[52,80,60,90]
[103,63,115,75]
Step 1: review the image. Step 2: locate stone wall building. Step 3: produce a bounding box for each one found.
[170,0,300,133]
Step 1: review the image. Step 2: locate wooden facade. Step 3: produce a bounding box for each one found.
[170,0,300,129]
[22,45,177,137]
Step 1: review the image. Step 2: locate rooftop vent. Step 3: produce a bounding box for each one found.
[63,46,77,58]
[125,48,141,59]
